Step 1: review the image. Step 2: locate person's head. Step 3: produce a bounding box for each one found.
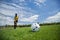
[15,13,17,16]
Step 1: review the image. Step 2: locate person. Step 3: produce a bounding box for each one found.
[14,13,18,29]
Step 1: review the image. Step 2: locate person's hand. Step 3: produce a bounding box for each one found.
[16,20,18,22]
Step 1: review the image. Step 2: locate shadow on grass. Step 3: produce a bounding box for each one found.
[29,30,40,33]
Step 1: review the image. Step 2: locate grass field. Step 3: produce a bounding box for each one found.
[0,24,60,40]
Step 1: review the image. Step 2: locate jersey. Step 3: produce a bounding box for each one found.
[14,16,18,22]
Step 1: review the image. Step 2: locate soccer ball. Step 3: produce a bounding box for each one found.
[31,23,40,31]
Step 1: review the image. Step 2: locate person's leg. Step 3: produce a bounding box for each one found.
[14,25,15,29]
[15,23,17,29]
[14,21,16,29]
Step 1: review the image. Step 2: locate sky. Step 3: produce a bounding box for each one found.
[0,0,60,25]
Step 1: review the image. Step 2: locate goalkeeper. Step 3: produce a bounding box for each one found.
[14,13,18,29]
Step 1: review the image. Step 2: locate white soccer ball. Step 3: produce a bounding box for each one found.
[31,23,40,31]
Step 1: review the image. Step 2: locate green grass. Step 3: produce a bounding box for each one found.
[0,24,60,40]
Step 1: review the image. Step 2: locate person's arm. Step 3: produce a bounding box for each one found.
[16,16,18,22]
[17,16,18,22]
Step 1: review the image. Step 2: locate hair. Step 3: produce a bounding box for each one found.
[15,13,17,17]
